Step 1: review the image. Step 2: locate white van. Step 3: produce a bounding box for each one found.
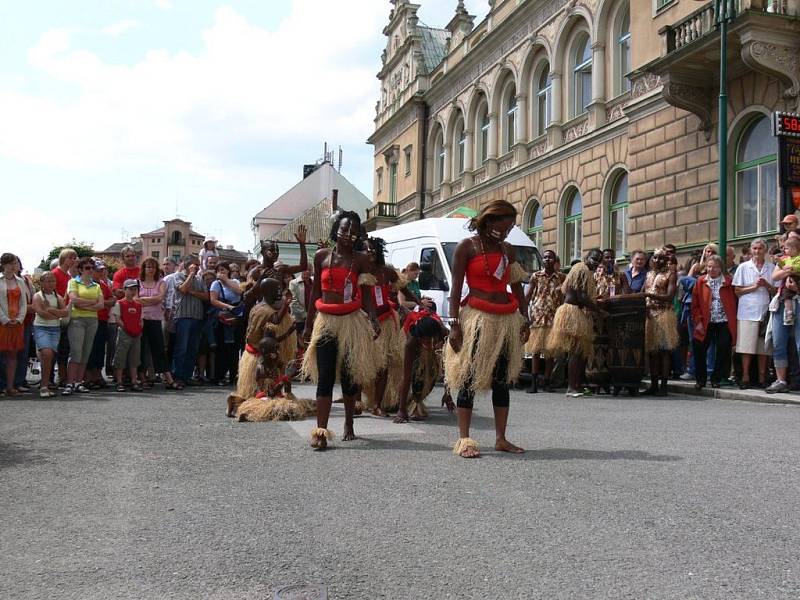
[375,217,542,319]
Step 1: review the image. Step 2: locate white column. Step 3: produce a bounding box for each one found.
[550,72,562,125]
[442,142,452,183]
[515,94,528,144]
[488,113,499,159]
[463,129,473,172]
[591,42,606,103]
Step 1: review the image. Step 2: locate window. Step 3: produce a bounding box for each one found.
[151,250,160,259]
[563,189,583,261]
[526,201,544,249]
[616,7,631,94]
[172,252,180,262]
[656,0,674,11]
[504,84,517,153]
[454,118,466,175]
[389,162,398,204]
[419,247,448,291]
[608,172,628,256]
[404,146,412,176]
[734,115,778,236]
[536,64,552,136]
[435,131,445,186]
[376,168,384,193]
[572,34,592,117]
[478,101,490,165]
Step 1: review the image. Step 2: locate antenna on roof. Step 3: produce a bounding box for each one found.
[338,146,343,172]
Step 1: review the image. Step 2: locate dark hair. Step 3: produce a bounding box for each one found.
[542,249,557,259]
[367,236,387,267]
[410,316,443,339]
[602,248,615,257]
[77,257,95,271]
[330,211,362,242]
[586,248,603,262]
[0,253,16,267]
[468,199,517,233]
[140,257,163,281]
[183,255,198,265]
[664,243,676,251]
[215,262,231,273]
[404,262,420,272]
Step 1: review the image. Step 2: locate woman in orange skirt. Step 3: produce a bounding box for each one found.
[0,253,27,396]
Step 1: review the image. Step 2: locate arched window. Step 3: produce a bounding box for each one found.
[478,101,490,165]
[734,115,778,236]
[616,7,631,95]
[454,118,466,175]
[434,130,445,187]
[572,34,592,118]
[608,171,628,256]
[535,64,552,136]
[504,83,518,153]
[563,189,583,261]
[527,200,544,249]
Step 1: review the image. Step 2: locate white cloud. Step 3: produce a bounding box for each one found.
[101,19,141,36]
[154,0,172,9]
[1,2,385,175]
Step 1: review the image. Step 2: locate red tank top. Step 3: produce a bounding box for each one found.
[466,252,509,294]
[320,267,358,296]
[403,309,442,335]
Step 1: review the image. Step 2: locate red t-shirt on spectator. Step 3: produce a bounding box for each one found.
[117,299,143,337]
[112,267,141,290]
[52,266,71,297]
[97,280,112,322]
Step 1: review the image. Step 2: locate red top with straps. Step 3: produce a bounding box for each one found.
[466,252,509,294]
[320,267,358,295]
[372,282,396,320]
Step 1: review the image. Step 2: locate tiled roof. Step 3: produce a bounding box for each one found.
[99,241,143,254]
[218,248,250,262]
[418,25,449,74]
[271,198,335,244]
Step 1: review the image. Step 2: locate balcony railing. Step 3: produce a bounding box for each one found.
[664,1,799,53]
[366,202,398,221]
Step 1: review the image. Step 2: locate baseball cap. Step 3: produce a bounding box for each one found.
[782,214,798,225]
[94,259,106,270]
[123,279,140,289]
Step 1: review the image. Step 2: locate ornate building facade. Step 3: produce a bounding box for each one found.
[367,0,800,260]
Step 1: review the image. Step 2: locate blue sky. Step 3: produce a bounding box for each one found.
[1,0,488,270]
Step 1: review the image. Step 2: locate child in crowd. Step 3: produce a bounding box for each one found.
[199,237,219,271]
[777,237,800,325]
[111,279,143,392]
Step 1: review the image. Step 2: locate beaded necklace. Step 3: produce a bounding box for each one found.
[475,236,507,280]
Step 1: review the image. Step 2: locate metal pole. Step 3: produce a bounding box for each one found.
[718,15,728,261]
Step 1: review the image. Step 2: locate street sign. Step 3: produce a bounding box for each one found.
[774,111,800,213]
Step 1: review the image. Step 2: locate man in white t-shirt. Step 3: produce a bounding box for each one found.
[732,238,776,388]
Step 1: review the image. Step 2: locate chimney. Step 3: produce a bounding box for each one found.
[226,245,234,250]
[332,189,339,212]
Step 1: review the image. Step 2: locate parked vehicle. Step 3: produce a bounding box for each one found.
[377,217,542,319]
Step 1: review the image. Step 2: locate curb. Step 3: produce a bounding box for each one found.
[668,381,800,407]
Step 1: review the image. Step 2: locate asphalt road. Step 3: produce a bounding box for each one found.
[1,383,799,600]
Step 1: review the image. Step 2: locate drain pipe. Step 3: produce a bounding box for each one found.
[418,99,428,221]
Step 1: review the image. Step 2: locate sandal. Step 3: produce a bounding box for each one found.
[116,384,126,392]
[131,383,143,392]
[74,383,90,393]
[165,381,183,390]
[453,438,480,458]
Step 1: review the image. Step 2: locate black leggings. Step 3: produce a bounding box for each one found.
[315,335,359,398]
[456,348,510,409]
[140,319,169,373]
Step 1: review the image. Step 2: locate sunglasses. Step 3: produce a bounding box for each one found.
[82,266,94,271]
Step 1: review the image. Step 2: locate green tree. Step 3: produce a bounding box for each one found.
[38,242,95,271]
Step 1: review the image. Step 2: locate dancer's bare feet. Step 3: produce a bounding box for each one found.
[343,422,356,441]
[372,406,386,417]
[495,438,524,453]
[458,445,480,458]
[393,410,409,424]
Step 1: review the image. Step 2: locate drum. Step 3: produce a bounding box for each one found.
[585,313,610,390]
[605,295,647,395]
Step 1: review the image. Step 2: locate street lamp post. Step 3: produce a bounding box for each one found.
[714,0,737,260]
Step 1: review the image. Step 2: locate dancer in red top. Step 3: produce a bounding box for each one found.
[444,200,529,458]
[301,211,382,449]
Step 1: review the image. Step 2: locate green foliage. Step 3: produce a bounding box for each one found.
[38,241,95,271]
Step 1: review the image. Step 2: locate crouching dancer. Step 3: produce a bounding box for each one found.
[444,200,529,458]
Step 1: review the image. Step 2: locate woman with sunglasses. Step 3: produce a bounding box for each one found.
[301,211,382,449]
[63,257,104,395]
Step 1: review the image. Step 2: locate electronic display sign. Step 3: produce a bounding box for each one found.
[774,111,800,138]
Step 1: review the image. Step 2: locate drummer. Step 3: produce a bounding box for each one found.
[594,249,630,299]
[524,250,564,393]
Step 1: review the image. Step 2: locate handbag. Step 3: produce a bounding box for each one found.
[217,284,243,327]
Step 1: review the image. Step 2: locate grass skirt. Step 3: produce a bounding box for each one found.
[645,309,679,352]
[526,326,554,357]
[235,351,260,400]
[443,306,524,394]
[407,348,440,419]
[235,396,316,422]
[546,304,593,358]
[276,311,297,371]
[364,313,405,412]
[300,310,381,389]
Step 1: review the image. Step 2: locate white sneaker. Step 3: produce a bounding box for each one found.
[679,373,693,381]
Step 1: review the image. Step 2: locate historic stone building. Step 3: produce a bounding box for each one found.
[367,0,800,261]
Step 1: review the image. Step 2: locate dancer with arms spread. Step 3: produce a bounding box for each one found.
[444,200,529,458]
[301,211,382,449]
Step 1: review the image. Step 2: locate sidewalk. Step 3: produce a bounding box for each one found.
[668,379,800,406]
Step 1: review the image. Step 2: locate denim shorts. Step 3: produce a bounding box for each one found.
[33,325,61,351]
